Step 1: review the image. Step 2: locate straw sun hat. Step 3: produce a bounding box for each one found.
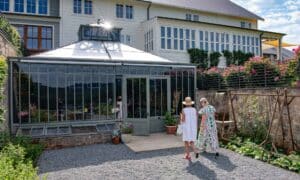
[200,97,209,105]
[182,97,194,106]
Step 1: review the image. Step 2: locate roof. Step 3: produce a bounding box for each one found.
[263,47,294,60]
[144,0,264,20]
[30,40,173,64]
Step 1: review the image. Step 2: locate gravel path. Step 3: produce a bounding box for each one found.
[38,144,299,180]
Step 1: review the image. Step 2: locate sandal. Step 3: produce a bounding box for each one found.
[184,155,191,160]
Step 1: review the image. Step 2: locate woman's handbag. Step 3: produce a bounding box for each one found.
[176,124,183,136]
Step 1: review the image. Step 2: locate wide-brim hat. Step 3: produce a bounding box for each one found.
[182,97,194,105]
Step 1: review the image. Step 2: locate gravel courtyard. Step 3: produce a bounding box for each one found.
[38,144,300,180]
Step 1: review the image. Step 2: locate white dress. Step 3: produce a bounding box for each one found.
[182,107,197,142]
[117,101,123,119]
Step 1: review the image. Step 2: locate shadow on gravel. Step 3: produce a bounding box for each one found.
[201,152,237,172]
[38,144,184,174]
[186,161,217,179]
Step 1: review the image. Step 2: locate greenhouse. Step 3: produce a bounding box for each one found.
[9,25,196,136]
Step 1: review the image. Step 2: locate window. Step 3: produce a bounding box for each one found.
[205,31,209,51]
[38,0,47,14]
[173,28,178,50]
[216,32,220,52]
[120,34,124,43]
[241,22,246,28]
[233,35,236,51]
[14,25,53,52]
[125,5,133,19]
[126,35,131,45]
[242,36,246,52]
[251,37,255,53]
[185,29,190,50]
[160,26,165,49]
[237,35,241,50]
[210,32,214,51]
[247,36,250,52]
[167,27,172,49]
[0,0,9,11]
[73,0,81,14]
[221,33,225,52]
[27,0,36,13]
[193,14,199,21]
[116,4,123,18]
[191,30,195,48]
[15,0,24,12]
[41,27,52,49]
[225,34,229,50]
[186,14,192,21]
[84,0,92,15]
[27,26,38,49]
[179,28,184,50]
[199,31,204,50]
[248,23,252,29]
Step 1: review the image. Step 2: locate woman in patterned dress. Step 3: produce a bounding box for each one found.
[196,98,219,157]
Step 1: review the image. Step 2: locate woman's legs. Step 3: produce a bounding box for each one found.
[184,141,190,159]
[190,141,199,158]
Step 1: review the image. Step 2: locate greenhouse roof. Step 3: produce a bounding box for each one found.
[30,40,173,64]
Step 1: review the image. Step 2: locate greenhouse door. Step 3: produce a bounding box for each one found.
[124,77,149,135]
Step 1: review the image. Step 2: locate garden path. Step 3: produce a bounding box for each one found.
[38,144,300,180]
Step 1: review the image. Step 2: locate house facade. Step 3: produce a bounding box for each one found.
[1,0,60,55]
[1,0,285,62]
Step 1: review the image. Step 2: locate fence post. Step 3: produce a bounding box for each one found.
[264,64,267,87]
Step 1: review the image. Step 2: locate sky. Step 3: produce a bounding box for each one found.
[231,0,300,45]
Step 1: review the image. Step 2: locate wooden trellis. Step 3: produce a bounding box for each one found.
[228,88,300,152]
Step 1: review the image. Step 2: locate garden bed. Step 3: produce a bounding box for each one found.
[221,137,300,173]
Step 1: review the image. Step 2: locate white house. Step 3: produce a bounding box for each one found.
[59,0,285,63]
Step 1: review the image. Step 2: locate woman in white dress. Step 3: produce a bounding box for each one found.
[181,97,199,160]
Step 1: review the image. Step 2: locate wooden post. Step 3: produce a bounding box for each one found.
[285,89,296,151]
[229,91,238,132]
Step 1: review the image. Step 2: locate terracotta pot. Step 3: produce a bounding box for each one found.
[166,126,177,134]
[112,136,120,144]
[297,80,300,88]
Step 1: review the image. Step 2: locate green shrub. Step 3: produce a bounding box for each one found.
[188,48,209,69]
[224,137,300,173]
[0,143,38,179]
[209,52,222,67]
[223,50,234,66]
[226,72,247,88]
[164,111,176,126]
[0,16,22,55]
[233,50,254,65]
[245,57,280,87]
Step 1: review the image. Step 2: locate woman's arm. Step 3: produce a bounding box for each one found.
[180,112,185,123]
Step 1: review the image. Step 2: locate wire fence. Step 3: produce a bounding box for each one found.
[197,60,300,90]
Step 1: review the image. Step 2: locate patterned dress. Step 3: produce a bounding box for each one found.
[196,105,219,152]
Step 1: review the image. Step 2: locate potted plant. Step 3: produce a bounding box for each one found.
[121,123,133,143]
[164,111,177,134]
[112,129,120,144]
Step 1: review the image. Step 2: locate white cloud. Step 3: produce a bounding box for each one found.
[231,0,300,45]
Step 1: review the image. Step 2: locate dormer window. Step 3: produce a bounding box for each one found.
[116,4,134,19]
[186,14,192,21]
[241,21,246,28]
[79,25,121,42]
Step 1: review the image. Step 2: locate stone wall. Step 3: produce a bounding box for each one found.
[197,89,300,152]
[35,132,112,150]
[0,30,18,57]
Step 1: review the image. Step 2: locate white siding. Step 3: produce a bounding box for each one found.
[60,0,147,47]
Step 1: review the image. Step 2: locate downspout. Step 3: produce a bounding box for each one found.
[147,2,152,20]
[259,32,263,57]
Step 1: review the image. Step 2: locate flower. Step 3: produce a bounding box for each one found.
[251,69,257,75]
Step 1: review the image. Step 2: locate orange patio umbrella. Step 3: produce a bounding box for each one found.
[263,40,297,47]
